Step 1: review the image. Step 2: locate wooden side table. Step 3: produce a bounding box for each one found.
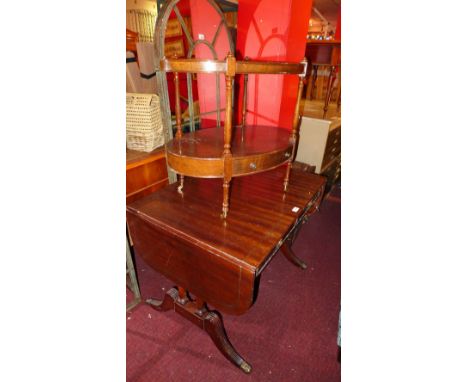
[126,147,169,204]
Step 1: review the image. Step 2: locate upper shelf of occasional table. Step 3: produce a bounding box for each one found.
[165,125,293,178]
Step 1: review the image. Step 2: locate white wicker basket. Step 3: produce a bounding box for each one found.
[126,93,164,152]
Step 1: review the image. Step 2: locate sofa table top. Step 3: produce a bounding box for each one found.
[127,166,326,272]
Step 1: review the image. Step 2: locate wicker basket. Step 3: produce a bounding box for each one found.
[126,93,164,152]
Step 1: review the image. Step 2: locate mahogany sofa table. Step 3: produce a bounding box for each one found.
[126,166,326,373]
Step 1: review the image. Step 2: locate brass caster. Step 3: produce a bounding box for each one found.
[240,361,252,374]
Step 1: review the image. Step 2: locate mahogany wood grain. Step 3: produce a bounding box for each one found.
[126,147,166,168]
[166,125,293,178]
[235,60,305,75]
[126,148,169,204]
[162,58,227,73]
[161,58,306,75]
[160,54,308,217]
[126,167,326,315]
[305,40,341,66]
[127,166,326,372]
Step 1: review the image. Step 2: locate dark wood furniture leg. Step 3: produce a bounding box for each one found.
[323,65,336,119]
[147,287,252,374]
[284,62,306,191]
[280,182,325,269]
[281,237,307,269]
[221,54,235,218]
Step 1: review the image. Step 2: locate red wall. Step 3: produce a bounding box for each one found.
[236,0,313,130]
[190,0,232,128]
[165,0,193,113]
[335,6,341,41]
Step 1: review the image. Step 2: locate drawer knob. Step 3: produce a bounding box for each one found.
[249,162,257,170]
[285,152,291,158]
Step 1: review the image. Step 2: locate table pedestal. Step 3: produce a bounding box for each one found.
[146,241,310,373]
[147,287,252,373]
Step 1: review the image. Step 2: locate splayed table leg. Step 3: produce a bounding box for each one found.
[147,287,252,374]
[281,238,307,269]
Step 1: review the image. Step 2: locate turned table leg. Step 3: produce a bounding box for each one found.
[222,55,235,219]
[283,161,292,191]
[222,178,231,219]
[146,287,252,374]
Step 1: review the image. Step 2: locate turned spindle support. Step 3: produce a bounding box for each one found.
[241,57,250,134]
[222,52,235,218]
[242,74,248,128]
[173,65,184,192]
[174,69,182,139]
[284,58,307,192]
[311,64,318,99]
[323,65,335,119]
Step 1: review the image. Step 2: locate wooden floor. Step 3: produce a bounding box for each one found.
[300,99,341,121]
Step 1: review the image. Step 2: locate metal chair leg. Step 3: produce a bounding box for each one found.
[126,236,141,311]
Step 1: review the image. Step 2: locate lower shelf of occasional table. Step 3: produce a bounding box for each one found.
[166,125,293,178]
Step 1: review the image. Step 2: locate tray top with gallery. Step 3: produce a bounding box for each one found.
[161,55,307,217]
